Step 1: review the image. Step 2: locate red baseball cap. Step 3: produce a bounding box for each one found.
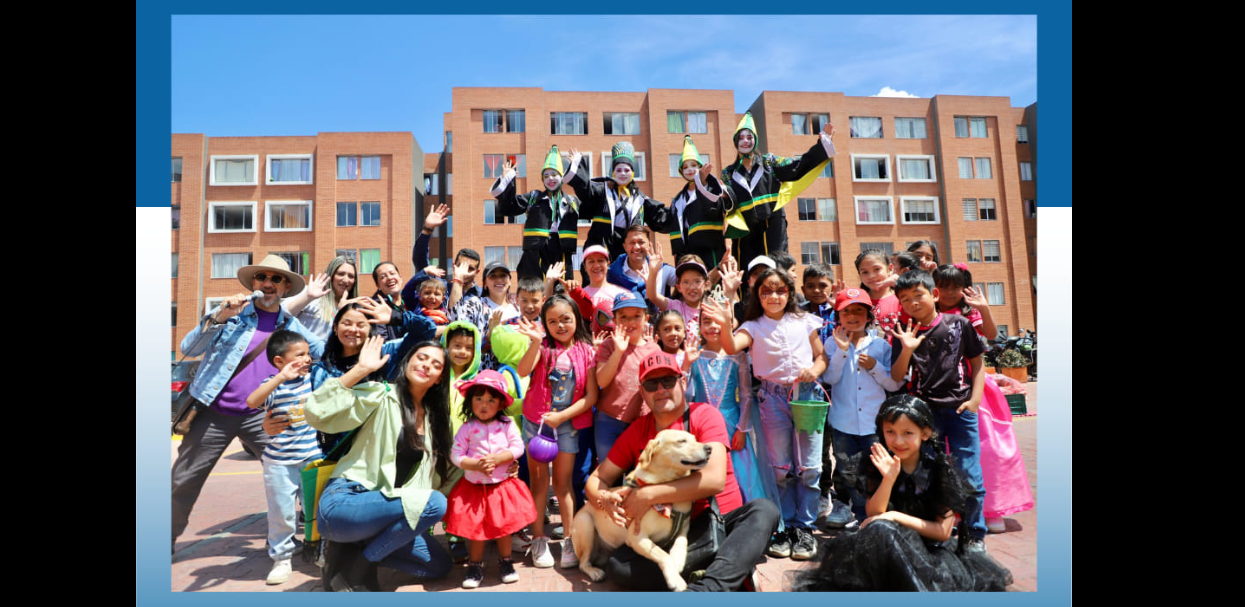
[834,287,873,312]
[638,351,681,381]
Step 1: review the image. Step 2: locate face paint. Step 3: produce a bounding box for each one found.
[613,163,633,186]
[681,160,699,181]
[737,130,755,154]
[542,170,562,191]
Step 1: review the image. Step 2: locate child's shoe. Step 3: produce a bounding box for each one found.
[512,528,534,553]
[529,535,554,568]
[266,558,292,585]
[499,558,519,584]
[559,537,578,569]
[986,517,1006,533]
[791,528,817,561]
[766,529,792,559]
[462,562,484,589]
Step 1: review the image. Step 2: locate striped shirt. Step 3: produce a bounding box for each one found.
[261,374,324,464]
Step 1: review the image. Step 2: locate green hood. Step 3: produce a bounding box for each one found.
[441,320,482,386]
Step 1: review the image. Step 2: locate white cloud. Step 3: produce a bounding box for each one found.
[874,86,920,98]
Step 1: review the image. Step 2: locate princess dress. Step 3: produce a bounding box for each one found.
[687,351,779,505]
[977,373,1034,520]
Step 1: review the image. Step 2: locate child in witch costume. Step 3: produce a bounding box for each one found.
[652,135,732,270]
[490,146,581,280]
[565,142,671,261]
[720,113,838,272]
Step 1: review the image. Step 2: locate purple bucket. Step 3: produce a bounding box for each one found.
[527,419,559,463]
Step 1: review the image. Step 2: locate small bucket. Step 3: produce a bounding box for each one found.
[527,419,559,463]
[789,382,830,434]
[1005,394,1027,416]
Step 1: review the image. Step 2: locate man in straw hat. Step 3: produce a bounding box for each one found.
[490,145,582,280]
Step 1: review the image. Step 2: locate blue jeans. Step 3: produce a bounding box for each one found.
[261,455,318,561]
[931,407,987,540]
[829,429,878,523]
[756,380,823,529]
[317,478,451,579]
[594,410,631,464]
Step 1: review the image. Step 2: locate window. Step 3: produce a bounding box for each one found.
[483,110,525,133]
[797,198,816,221]
[506,110,525,133]
[966,241,983,262]
[360,202,381,226]
[359,249,381,274]
[986,283,1005,305]
[205,297,226,314]
[446,174,453,195]
[791,113,829,136]
[668,111,707,134]
[211,253,252,278]
[820,242,841,265]
[975,158,993,180]
[484,246,506,267]
[997,324,1009,338]
[849,117,882,138]
[446,131,453,153]
[172,253,178,278]
[483,199,522,225]
[336,249,357,264]
[820,161,834,178]
[207,201,256,233]
[962,199,978,221]
[958,157,974,179]
[266,154,313,185]
[484,154,525,179]
[859,242,895,256]
[954,116,987,138]
[209,155,258,186]
[362,156,380,179]
[1025,199,1037,218]
[508,246,523,270]
[668,153,709,177]
[271,252,309,275]
[601,151,646,181]
[265,200,312,231]
[552,112,588,135]
[336,202,357,227]
[426,175,438,195]
[560,150,591,178]
[172,158,182,182]
[1020,162,1034,181]
[900,197,940,224]
[337,156,381,180]
[800,242,819,265]
[172,205,181,230]
[894,118,927,139]
[817,198,837,221]
[1017,125,1029,143]
[603,112,641,135]
[897,155,936,182]
[983,240,1002,263]
[854,197,894,224]
[172,302,177,327]
[852,155,890,182]
[978,198,997,221]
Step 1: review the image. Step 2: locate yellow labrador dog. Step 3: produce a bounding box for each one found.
[572,429,712,591]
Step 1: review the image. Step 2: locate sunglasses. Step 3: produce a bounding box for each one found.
[640,375,679,392]
[759,288,789,298]
[253,273,286,285]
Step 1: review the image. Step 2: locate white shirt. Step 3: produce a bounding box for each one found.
[737,312,822,384]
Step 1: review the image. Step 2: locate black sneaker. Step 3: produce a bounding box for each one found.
[766,529,792,559]
[450,538,469,563]
[791,527,817,561]
[499,558,519,583]
[462,562,484,589]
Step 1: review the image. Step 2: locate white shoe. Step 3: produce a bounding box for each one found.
[986,517,1007,533]
[529,535,554,568]
[559,537,579,569]
[266,558,292,585]
[512,528,534,553]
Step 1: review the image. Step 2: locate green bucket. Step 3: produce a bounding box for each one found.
[789,382,830,434]
[1005,393,1027,416]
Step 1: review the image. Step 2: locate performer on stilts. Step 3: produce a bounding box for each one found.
[565,142,670,262]
[490,145,581,280]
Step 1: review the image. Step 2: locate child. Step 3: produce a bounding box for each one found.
[855,249,903,337]
[933,264,1033,532]
[796,395,1012,591]
[444,371,538,588]
[451,261,520,371]
[769,251,806,307]
[653,309,688,368]
[700,267,828,562]
[244,330,323,585]
[514,295,598,569]
[800,262,843,344]
[892,251,923,275]
[907,239,941,272]
[889,270,989,551]
[593,290,660,463]
[514,276,546,325]
[653,135,730,268]
[647,248,708,341]
[416,278,450,337]
[820,288,902,524]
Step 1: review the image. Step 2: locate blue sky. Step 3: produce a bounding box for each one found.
[172,15,1036,151]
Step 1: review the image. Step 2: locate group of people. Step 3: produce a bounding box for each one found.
[171,114,1030,592]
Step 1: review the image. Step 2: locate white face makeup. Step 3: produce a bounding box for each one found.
[613,163,633,185]
[542,170,562,191]
[736,130,755,154]
[681,160,699,181]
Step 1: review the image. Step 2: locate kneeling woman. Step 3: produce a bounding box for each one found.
[307,338,460,591]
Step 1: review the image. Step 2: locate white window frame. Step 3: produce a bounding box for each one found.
[1020,162,1034,181]
[962,199,978,222]
[263,200,313,232]
[983,240,1002,263]
[265,153,314,186]
[209,154,259,187]
[978,198,997,221]
[205,297,226,315]
[986,282,1006,305]
[851,154,891,183]
[551,112,589,136]
[958,157,974,179]
[900,196,940,225]
[896,155,937,183]
[207,201,257,233]
[601,151,646,181]
[853,196,895,225]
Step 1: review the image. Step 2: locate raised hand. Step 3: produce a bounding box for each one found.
[424,265,446,279]
[455,258,478,284]
[546,261,566,284]
[822,120,836,140]
[870,442,901,482]
[832,325,851,351]
[890,319,927,352]
[683,332,702,366]
[424,203,450,231]
[487,308,504,333]
[720,267,743,298]
[357,335,390,374]
[501,159,516,177]
[646,240,665,278]
[642,323,654,344]
[356,296,393,325]
[276,359,308,382]
[963,286,989,309]
[699,297,729,327]
[557,277,580,293]
[830,279,846,301]
[515,317,545,343]
[699,162,714,182]
[304,273,330,300]
[568,147,582,168]
[593,330,610,348]
[611,325,629,350]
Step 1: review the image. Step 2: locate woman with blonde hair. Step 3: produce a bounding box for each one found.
[284,255,360,341]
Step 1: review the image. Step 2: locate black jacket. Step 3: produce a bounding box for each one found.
[565,160,669,253]
[720,136,831,224]
[492,176,582,253]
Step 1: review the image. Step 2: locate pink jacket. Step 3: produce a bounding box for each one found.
[524,341,595,430]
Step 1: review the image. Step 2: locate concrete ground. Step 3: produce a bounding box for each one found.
[171,383,1038,592]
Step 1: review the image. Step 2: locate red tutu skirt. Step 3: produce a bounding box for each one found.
[444,477,537,541]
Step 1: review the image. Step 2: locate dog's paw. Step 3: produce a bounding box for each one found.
[581,564,606,582]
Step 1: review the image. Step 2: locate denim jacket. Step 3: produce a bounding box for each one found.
[179,303,326,407]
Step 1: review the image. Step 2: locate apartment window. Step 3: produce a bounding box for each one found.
[897,155,936,182]
[205,297,226,315]
[266,154,313,185]
[983,240,1002,263]
[852,155,890,181]
[966,241,983,262]
[601,151,647,181]
[271,252,309,275]
[1017,125,1029,143]
[265,200,313,231]
[791,113,829,136]
[821,242,841,265]
[172,302,177,327]
[552,112,588,135]
[958,157,974,179]
[360,202,381,226]
[359,249,381,274]
[955,116,987,138]
[209,155,258,186]
[483,199,522,225]
[820,161,834,178]
[484,154,525,179]
[1020,162,1034,181]
[425,175,438,195]
[172,158,182,182]
[975,158,993,179]
[962,199,978,221]
[797,198,817,221]
[337,156,381,180]
[668,111,707,134]
[668,153,709,177]
[817,198,837,221]
[854,197,894,225]
[978,198,997,221]
[211,253,253,278]
[849,116,882,139]
[336,202,357,227]
[483,109,525,133]
[860,242,895,256]
[900,197,940,224]
[207,201,256,233]
[560,151,591,178]
[997,324,1009,338]
[800,242,820,265]
[336,249,357,264]
[484,246,506,267]
[986,283,1005,305]
[603,112,641,135]
[1025,199,1037,218]
[508,246,523,271]
[894,118,927,139]
[446,131,452,153]
[172,253,178,278]
[172,205,181,230]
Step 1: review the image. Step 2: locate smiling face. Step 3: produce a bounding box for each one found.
[857,257,892,293]
[936,283,965,312]
[273,341,312,375]
[699,315,723,347]
[640,369,684,415]
[624,231,650,260]
[680,159,700,182]
[584,254,609,284]
[447,333,475,373]
[470,388,502,423]
[518,290,544,321]
[911,244,936,266]
[419,281,445,310]
[375,263,402,296]
[882,413,932,468]
[677,270,706,305]
[252,272,291,309]
[837,303,871,334]
[614,307,648,342]
[543,301,579,346]
[332,263,357,298]
[334,309,371,356]
[542,169,562,191]
[736,129,755,154]
[897,284,939,325]
[756,276,790,318]
[656,316,686,353]
[612,162,633,186]
[405,345,445,389]
[486,268,511,299]
[803,276,832,306]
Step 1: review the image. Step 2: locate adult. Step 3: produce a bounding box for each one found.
[566,143,671,261]
[284,255,359,341]
[490,145,581,280]
[654,135,731,269]
[171,255,323,550]
[449,260,520,371]
[576,245,625,334]
[585,351,780,591]
[371,261,408,341]
[306,339,459,590]
[720,113,837,272]
[307,300,436,390]
[606,225,676,311]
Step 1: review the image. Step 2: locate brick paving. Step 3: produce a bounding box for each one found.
[171,383,1038,592]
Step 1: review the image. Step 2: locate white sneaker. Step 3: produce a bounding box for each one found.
[266,558,292,585]
[986,517,1007,534]
[512,528,534,553]
[529,535,554,568]
[559,537,579,569]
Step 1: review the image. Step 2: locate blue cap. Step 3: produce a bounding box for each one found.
[612,290,647,312]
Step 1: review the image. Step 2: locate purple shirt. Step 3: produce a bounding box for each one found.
[212,308,279,416]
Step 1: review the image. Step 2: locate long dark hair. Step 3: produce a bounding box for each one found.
[906,240,941,265]
[538,294,593,375]
[393,342,454,481]
[322,302,382,377]
[742,268,803,322]
[933,264,974,315]
[459,384,511,424]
